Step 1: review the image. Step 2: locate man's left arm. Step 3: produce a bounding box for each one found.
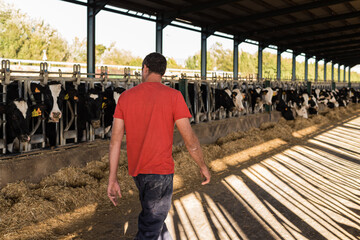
[107,118,125,206]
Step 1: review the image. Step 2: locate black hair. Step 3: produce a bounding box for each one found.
[142,52,167,76]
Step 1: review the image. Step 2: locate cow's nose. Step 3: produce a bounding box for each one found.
[20,134,31,142]
[91,120,101,129]
[50,112,62,122]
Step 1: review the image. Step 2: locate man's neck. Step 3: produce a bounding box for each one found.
[144,73,162,83]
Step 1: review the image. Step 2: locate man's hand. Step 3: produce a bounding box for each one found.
[200,166,211,185]
[107,180,122,206]
[176,118,211,185]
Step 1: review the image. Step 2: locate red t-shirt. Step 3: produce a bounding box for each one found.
[113,82,192,176]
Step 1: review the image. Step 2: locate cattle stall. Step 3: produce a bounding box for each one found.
[1,59,360,155]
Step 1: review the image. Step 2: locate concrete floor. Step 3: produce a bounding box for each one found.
[164,116,360,240]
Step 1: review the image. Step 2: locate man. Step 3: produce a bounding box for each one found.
[107,52,211,240]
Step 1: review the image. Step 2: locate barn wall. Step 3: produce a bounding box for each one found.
[174,112,282,146]
[0,112,281,188]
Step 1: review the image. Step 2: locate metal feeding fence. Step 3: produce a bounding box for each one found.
[0,60,353,155]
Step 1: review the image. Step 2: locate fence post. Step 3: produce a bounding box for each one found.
[179,78,189,106]
[307,81,312,95]
[265,80,271,114]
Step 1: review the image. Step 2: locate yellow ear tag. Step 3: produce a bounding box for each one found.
[64,94,69,100]
[35,88,40,93]
[36,108,42,116]
[32,109,39,117]
[273,92,277,96]
[102,102,106,109]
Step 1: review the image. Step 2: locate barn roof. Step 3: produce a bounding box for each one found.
[65,0,360,67]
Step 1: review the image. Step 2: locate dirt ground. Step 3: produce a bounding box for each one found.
[1,104,360,240]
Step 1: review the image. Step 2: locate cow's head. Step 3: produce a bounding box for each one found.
[85,89,103,129]
[217,88,235,111]
[231,89,245,112]
[295,105,308,119]
[262,87,273,105]
[33,83,66,123]
[6,100,31,142]
[111,87,126,105]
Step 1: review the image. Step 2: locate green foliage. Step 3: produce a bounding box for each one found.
[0,1,68,61]
[167,57,182,69]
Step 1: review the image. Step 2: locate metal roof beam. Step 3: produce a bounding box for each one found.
[245,11,360,36]
[268,23,360,43]
[326,50,360,58]
[300,39,360,52]
[288,32,360,48]
[312,45,360,55]
[60,0,88,7]
[163,0,241,20]
[94,0,110,15]
[212,0,352,30]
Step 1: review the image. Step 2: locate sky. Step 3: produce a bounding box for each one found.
[3,0,360,72]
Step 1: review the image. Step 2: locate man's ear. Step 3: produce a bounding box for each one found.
[143,64,151,74]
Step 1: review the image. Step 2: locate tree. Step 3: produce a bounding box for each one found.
[0,1,69,61]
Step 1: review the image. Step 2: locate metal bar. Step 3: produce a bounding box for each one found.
[258,44,263,80]
[201,29,208,79]
[233,38,240,80]
[60,0,88,7]
[349,67,351,83]
[324,61,327,81]
[343,65,346,83]
[156,14,164,54]
[305,55,309,82]
[292,52,296,81]
[338,64,341,83]
[276,48,282,80]
[315,58,318,82]
[87,0,96,77]
[331,62,335,82]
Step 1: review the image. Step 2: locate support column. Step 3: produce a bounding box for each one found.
[343,65,346,83]
[276,48,282,80]
[292,52,297,81]
[258,44,263,80]
[305,54,309,82]
[324,60,327,81]
[87,0,96,75]
[331,62,335,82]
[337,64,341,82]
[233,38,241,80]
[315,58,318,82]
[201,28,209,79]
[349,67,351,83]
[156,14,164,54]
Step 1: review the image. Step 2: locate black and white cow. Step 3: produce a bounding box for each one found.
[0,82,32,152]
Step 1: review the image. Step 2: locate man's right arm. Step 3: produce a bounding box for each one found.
[107,118,125,206]
[175,118,211,185]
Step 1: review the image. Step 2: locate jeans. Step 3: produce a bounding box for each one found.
[133,174,173,240]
